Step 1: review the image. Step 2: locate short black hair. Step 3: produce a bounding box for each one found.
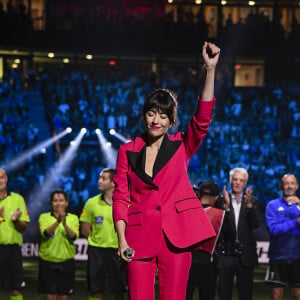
[50,190,68,203]
[142,89,178,125]
[101,168,116,181]
[199,181,220,197]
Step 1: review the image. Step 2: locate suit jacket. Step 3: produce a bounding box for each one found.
[113,97,216,259]
[217,194,260,267]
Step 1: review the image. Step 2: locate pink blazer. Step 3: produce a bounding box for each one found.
[113,97,216,259]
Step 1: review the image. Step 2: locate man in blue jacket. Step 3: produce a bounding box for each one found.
[265,173,300,300]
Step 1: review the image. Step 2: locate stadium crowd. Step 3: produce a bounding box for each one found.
[1,63,299,210]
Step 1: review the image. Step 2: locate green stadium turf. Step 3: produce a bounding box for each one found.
[0,260,293,299]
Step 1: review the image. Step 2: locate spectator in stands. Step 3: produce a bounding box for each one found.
[0,167,30,300]
[38,189,79,300]
[265,174,300,300]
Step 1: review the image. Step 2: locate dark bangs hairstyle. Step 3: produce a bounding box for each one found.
[143,89,178,126]
[50,189,68,204]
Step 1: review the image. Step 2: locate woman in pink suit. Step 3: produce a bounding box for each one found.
[113,41,221,300]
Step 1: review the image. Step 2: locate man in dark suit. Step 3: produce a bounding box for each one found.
[215,167,260,300]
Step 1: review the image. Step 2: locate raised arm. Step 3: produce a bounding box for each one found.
[182,42,220,157]
[201,41,220,101]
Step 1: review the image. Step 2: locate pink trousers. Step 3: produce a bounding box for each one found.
[126,232,191,300]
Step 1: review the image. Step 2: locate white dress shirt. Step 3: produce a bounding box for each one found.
[231,194,243,229]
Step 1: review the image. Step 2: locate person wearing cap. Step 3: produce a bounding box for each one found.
[186,181,225,300]
[215,167,260,300]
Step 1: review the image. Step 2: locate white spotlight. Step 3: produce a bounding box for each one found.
[95,128,117,167]
[95,129,101,134]
[109,129,116,135]
[66,127,72,133]
[109,129,132,143]
[81,128,87,134]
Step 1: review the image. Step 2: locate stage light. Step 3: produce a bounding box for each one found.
[86,54,93,60]
[109,129,116,135]
[95,129,117,168]
[66,127,72,133]
[81,128,87,134]
[95,129,101,134]
[48,52,55,58]
[109,60,116,66]
[4,127,72,173]
[109,129,131,143]
[27,129,86,219]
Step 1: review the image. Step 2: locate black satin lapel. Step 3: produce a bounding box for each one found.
[153,135,182,177]
[127,147,153,185]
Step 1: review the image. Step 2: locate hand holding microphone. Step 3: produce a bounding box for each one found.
[118,246,134,264]
[123,247,134,259]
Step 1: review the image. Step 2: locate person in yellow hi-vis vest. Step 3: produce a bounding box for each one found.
[38,189,79,300]
[0,168,30,300]
[80,168,127,300]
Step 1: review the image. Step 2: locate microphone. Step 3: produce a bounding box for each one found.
[123,247,134,259]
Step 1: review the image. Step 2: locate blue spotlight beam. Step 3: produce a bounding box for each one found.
[96,131,117,168]
[27,129,86,217]
[109,128,131,144]
[112,132,131,144]
[3,128,71,173]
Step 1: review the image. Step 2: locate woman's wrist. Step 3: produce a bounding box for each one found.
[203,63,216,70]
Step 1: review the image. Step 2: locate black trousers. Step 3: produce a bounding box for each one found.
[217,256,254,300]
[186,260,217,300]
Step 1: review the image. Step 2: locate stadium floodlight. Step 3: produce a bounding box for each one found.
[27,128,86,220]
[3,127,72,173]
[95,129,117,168]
